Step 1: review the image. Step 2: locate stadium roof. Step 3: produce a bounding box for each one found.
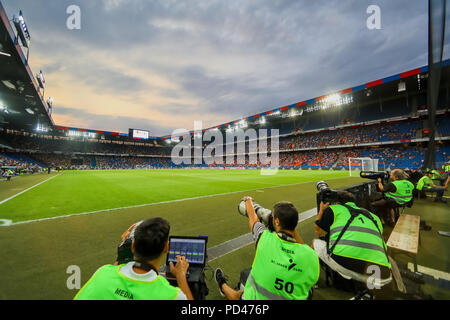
[0,1,53,132]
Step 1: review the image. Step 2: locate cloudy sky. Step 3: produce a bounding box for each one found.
[2,0,447,136]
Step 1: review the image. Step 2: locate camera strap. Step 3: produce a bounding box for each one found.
[133,261,159,274]
[277,232,296,243]
[327,209,356,255]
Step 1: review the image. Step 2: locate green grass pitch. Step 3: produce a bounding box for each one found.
[0,169,353,223]
[0,169,366,300]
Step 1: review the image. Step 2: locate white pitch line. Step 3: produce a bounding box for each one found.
[0,173,63,205]
[3,176,353,226]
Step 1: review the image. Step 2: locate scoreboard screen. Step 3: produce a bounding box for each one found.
[129,129,150,140]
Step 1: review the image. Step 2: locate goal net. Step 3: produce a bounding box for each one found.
[349,157,379,177]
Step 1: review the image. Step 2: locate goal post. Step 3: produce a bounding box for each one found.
[349,157,379,177]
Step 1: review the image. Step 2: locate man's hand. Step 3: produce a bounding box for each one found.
[377,178,385,192]
[243,196,259,232]
[319,201,330,213]
[316,201,330,226]
[120,223,137,242]
[170,255,194,300]
[169,255,189,279]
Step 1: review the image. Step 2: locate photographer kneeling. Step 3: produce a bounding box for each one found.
[312,191,392,293]
[370,169,414,225]
[74,217,194,300]
[214,197,320,300]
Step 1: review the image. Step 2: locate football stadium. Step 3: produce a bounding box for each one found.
[0,0,449,305]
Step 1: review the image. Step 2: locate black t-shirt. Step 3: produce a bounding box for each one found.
[315,205,390,277]
[409,172,423,184]
[382,182,396,193]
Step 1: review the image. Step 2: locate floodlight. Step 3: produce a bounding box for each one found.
[36,123,48,132]
[324,93,341,104]
[238,119,247,128]
[271,110,280,116]
[37,70,45,89]
[13,10,31,48]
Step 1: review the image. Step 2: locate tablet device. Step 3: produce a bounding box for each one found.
[166,236,207,268]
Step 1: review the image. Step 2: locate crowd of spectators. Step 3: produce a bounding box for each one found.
[279,121,422,151]
[0,153,43,172]
[0,154,23,167]
[0,115,448,171]
[2,133,171,156]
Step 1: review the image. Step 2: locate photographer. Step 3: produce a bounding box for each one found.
[407,169,422,185]
[214,198,319,300]
[443,161,450,177]
[431,168,447,186]
[313,191,392,291]
[74,217,194,300]
[370,169,414,225]
[417,170,448,203]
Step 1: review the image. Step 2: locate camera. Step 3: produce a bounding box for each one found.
[316,181,340,204]
[360,171,390,182]
[117,220,143,264]
[238,199,275,232]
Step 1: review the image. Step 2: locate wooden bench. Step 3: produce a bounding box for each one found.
[387,214,420,271]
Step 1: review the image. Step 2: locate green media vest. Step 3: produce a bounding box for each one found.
[416,176,432,191]
[74,264,180,300]
[328,202,391,268]
[243,231,320,300]
[385,180,414,205]
[432,170,440,179]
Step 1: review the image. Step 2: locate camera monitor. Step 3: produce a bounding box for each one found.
[166,236,207,267]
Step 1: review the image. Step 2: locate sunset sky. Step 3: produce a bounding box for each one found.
[2,0,447,136]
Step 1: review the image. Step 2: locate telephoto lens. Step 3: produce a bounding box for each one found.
[238,200,249,217]
[117,220,143,264]
[316,180,330,192]
[237,200,272,226]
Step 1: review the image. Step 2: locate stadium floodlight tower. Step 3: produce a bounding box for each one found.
[348,157,379,177]
[12,10,31,61]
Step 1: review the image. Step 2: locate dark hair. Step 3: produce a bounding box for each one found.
[337,190,356,203]
[272,202,298,231]
[133,217,170,261]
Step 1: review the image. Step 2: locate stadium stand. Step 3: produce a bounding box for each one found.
[1,109,448,171]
